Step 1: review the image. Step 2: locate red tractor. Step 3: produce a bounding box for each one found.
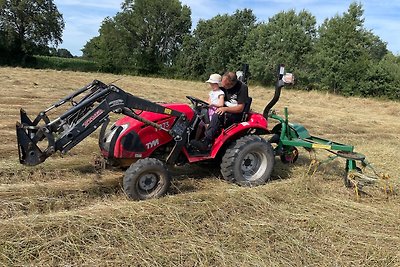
[17,65,294,200]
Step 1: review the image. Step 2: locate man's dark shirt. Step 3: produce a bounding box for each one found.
[221,80,249,108]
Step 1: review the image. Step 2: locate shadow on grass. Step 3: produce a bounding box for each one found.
[167,163,222,196]
[167,156,298,196]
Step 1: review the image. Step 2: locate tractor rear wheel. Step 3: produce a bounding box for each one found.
[220,135,275,186]
[123,158,170,200]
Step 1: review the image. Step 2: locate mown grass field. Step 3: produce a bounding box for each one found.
[0,67,399,266]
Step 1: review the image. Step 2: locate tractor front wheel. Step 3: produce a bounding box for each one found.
[123,158,171,200]
[221,135,275,186]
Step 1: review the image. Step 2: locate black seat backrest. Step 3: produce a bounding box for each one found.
[241,97,252,121]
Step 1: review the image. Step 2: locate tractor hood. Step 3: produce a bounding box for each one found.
[99,102,195,162]
[115,102,195,126]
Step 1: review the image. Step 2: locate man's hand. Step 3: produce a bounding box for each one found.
[215,107,228,115]
[215,103,245,115]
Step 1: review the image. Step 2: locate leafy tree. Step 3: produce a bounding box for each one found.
[48,47,73,57]
[176,9,256,79]
[39,0,396,100]
[0,29,7,61]
[83,18,131,73]
[242,9,316,85]
[84,0,191,74]
[366,32,388,61]
[310,2,388,95]
[359,53,400,99]
[81,36,100,60]
[173,34,203,78]
[0,0,64,58]
[55,48,73,58]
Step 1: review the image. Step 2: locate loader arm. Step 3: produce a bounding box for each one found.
[16,80,190,166]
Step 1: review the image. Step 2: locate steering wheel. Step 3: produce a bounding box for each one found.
[186,96,209,108]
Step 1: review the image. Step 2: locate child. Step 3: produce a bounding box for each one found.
[205,73,224,123]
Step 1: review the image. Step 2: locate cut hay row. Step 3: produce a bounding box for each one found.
[0,67,399,266]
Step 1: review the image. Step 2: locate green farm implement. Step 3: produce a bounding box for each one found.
[268,106,391,192]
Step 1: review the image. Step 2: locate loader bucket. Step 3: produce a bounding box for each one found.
[16,109,53,166]
[16,122,45,166]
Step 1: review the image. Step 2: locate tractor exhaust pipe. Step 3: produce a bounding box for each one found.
[263,64,293,119]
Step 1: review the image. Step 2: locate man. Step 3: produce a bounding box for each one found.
[191,71,249,151]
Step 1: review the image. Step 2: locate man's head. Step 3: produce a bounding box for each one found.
[221,72,238,89]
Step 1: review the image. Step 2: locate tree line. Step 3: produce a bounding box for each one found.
[1,0,399,99]
[0,0,72,63]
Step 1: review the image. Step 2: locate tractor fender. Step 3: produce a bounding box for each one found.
[210,120,269,158]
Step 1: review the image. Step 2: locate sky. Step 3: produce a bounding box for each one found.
[54,0,400,56]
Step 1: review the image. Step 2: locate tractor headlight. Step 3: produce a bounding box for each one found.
[105,123,129,143]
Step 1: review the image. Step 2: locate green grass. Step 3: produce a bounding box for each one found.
[32,55,99,72]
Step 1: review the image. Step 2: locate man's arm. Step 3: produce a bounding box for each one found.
[216,81,248,115]
[215,103,244,115]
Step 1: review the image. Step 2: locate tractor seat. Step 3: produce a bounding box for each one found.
[241,97,252,122]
